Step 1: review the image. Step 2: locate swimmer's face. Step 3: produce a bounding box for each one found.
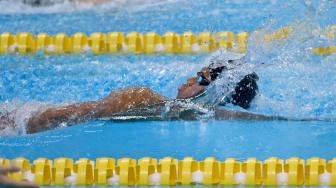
[176,68,211,99]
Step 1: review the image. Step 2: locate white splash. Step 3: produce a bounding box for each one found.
[0,101,70,136]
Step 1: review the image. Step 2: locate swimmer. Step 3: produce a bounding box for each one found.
[21,0,110,6]
[1,54,283,134]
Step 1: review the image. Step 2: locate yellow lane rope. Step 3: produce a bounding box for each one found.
[0,27,335,55]
[0,31,248,54]
[1,157,336,186]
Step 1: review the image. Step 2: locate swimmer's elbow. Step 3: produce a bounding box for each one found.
[26,109,62,134]
[27,116,50,134]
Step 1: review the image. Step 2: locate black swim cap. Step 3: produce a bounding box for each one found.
[208,59,241,81]
[230,72,259,109]
[206,55,259,109]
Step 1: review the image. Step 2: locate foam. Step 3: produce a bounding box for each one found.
[246,21,336,119]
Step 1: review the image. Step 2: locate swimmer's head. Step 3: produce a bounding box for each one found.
[176,68,209,99]
[176,58,236,99]
[177,59,259,109]
[176,63,227,99]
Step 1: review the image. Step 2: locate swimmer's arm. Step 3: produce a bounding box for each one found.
[214,108,288,120]
[26,101,98,134]
[27,87,166,134]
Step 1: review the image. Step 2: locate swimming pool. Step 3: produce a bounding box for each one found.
[0,0,336,186]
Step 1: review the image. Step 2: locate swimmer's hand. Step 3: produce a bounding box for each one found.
[0,165,39,188]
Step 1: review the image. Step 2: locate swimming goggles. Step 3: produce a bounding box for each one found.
[197,71,211,86]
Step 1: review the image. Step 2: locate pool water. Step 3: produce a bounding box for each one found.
[2,120,336,161]
[0,0,336,166]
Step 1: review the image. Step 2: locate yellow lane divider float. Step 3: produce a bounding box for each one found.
[0,31,247,54]
[312,45,336,56]
[1,157,336,186]
[0,28,335,56]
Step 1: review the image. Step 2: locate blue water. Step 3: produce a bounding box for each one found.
[0,0,336,165]
[2,120,336,161]
[0,0,310,34]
